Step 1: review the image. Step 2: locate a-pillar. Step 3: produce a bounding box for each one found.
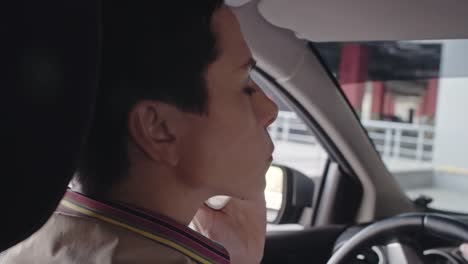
[339,44,369,116]
[418,78,439,124]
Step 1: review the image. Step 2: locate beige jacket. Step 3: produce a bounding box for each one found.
[1,190,230,264]
[1,213,196,264]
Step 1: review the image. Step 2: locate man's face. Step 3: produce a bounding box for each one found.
[176,6,278,199]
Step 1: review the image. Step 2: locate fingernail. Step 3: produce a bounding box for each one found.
[460,244,468,252]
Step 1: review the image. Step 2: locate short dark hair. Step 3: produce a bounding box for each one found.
[76,0,224,195]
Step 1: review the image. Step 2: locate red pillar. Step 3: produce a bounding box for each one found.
[339,44,369,115]
[418,78,439,122]
[425,78,439,118]
[383,93,395,116]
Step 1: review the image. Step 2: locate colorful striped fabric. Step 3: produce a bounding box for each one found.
[57,190,230,264]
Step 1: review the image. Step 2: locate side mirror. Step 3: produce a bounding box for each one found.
[265,164,315,224]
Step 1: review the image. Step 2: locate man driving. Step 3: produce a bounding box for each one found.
[3,1,468,263]
[2,1,275,263]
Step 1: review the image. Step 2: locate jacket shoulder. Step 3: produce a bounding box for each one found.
[1,213,196,264]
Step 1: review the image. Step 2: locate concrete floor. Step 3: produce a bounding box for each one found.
[406,188,468,213]
[272,140,468,214]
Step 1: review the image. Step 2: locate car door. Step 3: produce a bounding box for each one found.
[253,69,365,263]
[231,0,468,263]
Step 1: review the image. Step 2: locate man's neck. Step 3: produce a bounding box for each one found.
[105,167,209,226]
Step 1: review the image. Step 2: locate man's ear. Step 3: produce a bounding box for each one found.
[128,101,179,167]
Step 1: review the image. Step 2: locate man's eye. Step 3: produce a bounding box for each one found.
[243,86,257,96]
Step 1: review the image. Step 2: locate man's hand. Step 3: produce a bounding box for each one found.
[460,244,468,260]
[192,195,266,264]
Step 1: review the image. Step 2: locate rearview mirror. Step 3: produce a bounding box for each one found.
[265,164,315,224]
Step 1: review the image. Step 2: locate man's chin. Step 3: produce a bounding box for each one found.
[231,185,266,201]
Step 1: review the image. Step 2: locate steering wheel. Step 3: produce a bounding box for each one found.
[327,213,468,264]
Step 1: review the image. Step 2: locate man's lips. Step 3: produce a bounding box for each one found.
[265,131,275,161]
[268,146,274,161]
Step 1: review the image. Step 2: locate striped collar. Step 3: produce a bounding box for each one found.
[57,190,230,264]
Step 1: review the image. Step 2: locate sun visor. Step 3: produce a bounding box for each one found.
[258,0,468,42]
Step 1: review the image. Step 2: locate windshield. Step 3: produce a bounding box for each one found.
[313,39,468,213]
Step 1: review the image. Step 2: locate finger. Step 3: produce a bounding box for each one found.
[220,197,266,221]
[191,216,203,232]
[194,205,210,222]
[194,204,218,228]
[220,198,247,215]
[460,244,468,260]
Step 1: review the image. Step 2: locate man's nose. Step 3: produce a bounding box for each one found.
[258,89,279,128]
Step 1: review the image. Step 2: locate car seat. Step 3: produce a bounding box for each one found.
[0,0,99,251]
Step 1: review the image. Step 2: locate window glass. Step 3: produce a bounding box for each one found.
[252,71,329,222]
[313,39,468,213]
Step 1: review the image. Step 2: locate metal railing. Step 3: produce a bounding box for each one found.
[268,111,435,162]
[362,120,435,162]
[268,111,319,145]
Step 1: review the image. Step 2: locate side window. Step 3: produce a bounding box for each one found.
[314,40,468,213]
[252,71,329,223]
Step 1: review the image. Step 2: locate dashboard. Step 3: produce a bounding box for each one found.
[349,245,468,264]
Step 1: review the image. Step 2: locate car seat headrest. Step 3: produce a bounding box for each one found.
[0,0,99,251]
